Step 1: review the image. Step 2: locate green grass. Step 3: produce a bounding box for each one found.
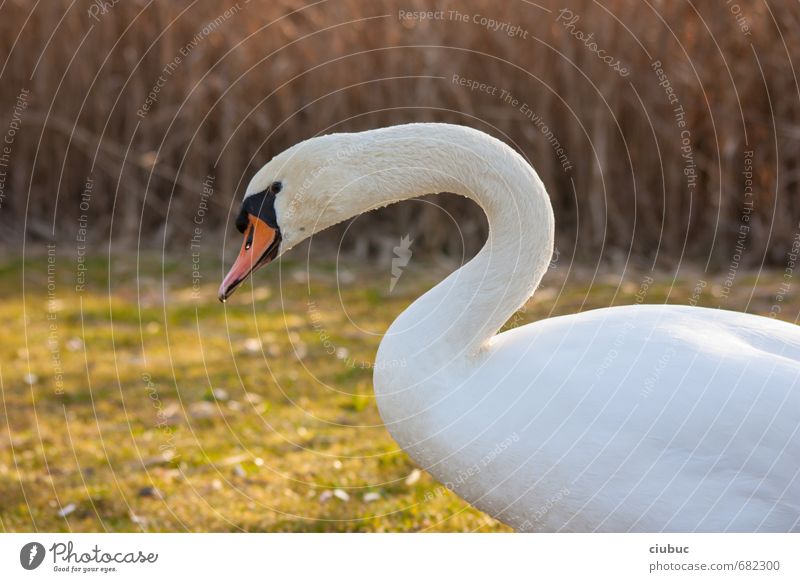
[1,252,797,532]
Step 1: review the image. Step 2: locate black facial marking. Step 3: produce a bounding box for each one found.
[235,208,249,233]
[242,187,279,229]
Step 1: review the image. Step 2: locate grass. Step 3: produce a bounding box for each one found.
[1,252,798,532]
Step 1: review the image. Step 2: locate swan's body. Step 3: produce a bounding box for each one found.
[221,123,800,531]
[380,304,800,532]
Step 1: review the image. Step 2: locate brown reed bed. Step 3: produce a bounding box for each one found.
[0,0,797,269]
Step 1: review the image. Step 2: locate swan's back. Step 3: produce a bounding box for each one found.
[412,305,800,532]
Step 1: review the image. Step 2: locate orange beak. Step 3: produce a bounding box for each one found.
[218,215,280,302]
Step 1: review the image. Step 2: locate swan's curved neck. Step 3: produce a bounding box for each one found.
[360,125,554,362]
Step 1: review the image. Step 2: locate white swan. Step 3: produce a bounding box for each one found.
[219,123,800,532]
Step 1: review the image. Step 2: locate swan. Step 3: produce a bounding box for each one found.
[218,123,800,532]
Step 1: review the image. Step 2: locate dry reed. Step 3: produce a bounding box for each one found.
[0,0,798,267]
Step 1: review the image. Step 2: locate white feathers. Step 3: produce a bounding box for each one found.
[250,123,800,532]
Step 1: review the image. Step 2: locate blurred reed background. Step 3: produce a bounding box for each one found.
[0,0,798,267]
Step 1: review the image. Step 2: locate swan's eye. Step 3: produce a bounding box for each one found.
[235,208,249,234]
[269,181,282,195]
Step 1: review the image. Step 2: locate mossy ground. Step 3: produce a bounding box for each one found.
[1,252,797,532]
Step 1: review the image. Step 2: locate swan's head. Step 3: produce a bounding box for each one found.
[218,132,372,301]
